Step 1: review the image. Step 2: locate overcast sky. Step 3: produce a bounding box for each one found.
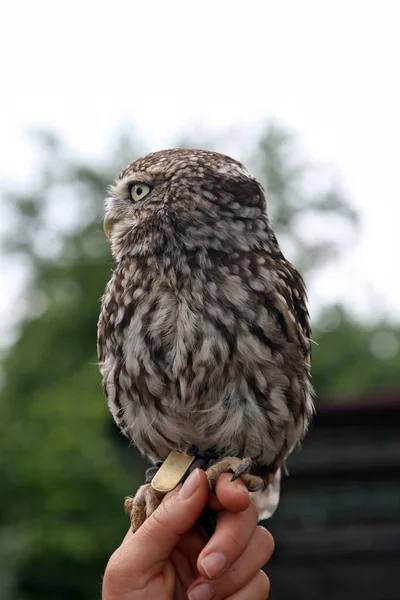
[1,0,399,345]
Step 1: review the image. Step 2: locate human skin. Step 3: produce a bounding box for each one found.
[102,469,274,600]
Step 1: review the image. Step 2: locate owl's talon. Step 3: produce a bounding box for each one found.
[245,479,264,493]
[208,478,217,495]
[206,456,265,495]
[231,457,252,481]
[124,483,163,532]
[124,496,135,516]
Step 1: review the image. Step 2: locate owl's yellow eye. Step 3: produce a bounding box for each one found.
[130,183,152,202]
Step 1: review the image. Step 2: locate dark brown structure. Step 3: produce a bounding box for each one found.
[265,391,400,600]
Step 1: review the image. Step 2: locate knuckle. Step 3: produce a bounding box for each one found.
[248,499,259,521]
[148,501,170,528]
[256,525,275,555]
[146,492,179,531]
[224,529,246,557]
[102,552,129,595]
[248,502,258,521]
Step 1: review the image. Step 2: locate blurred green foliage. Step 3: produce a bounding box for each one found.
[0,125,399,599]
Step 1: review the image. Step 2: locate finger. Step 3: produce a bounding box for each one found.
[188,570,271,600]
[226,570,271,599]
[171,531,207,590]
[208,472,251,513]
[121,528,133,544]
[189,526,274,599]
[109,469,209,587]
[197,500,259,580]
[172,525,207,565]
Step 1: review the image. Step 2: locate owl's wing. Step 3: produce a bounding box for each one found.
[255,248,313,513]
[266,249,312,365]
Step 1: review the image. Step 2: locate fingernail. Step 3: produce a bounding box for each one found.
[188,582,215,600]
[201,552,227,579]
[179,469,200,500]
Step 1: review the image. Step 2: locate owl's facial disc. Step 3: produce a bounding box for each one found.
[104,180,154,238]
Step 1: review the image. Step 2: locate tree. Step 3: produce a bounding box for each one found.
[252,123,358,276]
[0,130,143,599]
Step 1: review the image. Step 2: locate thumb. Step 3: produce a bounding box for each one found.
[123,469,208,576]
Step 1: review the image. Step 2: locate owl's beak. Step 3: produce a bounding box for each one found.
[103,218,116,238]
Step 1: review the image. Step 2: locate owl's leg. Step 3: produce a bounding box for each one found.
[124,484,164,532]
[206,457,264,494]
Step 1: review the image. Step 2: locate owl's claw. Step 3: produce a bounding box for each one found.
[231,456,253,481]
[206,456,264,494]
[208,477,217,495]
[124,483,163,532]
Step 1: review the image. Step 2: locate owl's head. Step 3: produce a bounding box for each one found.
[104,148,267,261]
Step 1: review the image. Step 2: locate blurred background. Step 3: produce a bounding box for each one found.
[1,2,399,599]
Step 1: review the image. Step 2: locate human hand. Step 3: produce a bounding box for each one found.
[102,468,274,599]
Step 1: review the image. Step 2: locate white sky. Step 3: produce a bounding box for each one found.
[1,0,399,346]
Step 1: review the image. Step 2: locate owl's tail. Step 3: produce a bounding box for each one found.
[252,468,281,520]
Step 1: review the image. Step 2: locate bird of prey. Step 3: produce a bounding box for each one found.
[97,148,313,532]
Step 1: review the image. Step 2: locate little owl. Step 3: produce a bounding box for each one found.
[97,148,313,532]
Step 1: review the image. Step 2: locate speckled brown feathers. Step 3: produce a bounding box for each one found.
[98,148,313,523]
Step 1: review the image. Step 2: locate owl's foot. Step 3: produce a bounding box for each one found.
[206,456,264,494]
[124,483,163,532]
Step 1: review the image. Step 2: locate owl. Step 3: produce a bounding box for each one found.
[97,148,313,531]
